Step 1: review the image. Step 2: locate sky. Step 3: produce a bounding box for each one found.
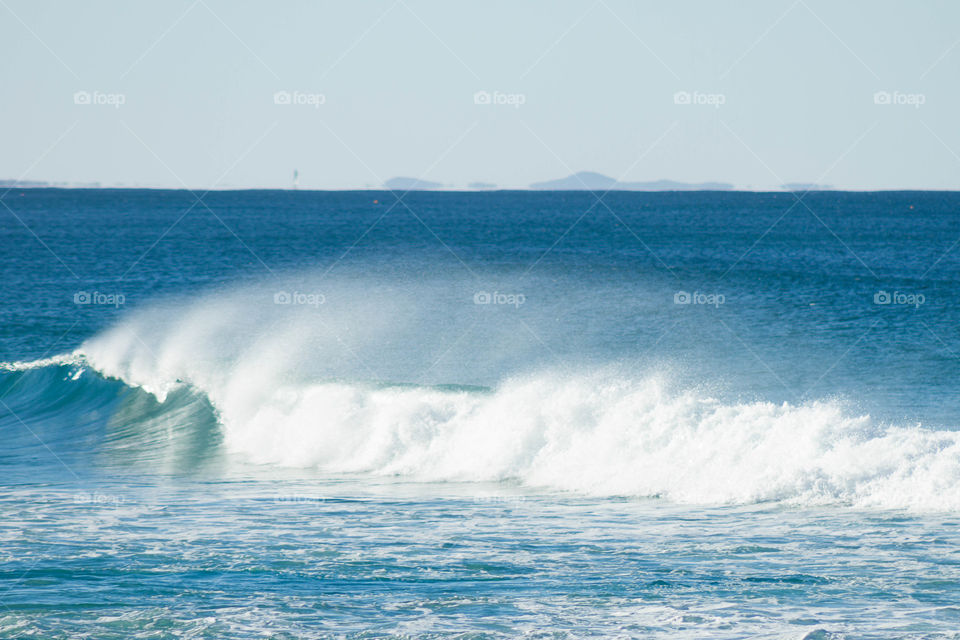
[1,0,958,190]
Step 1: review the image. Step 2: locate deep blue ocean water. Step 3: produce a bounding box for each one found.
[3,188,960,638]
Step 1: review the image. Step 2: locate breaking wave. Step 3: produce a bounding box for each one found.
[3,281,960,511]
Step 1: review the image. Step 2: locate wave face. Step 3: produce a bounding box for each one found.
[3,279,960,511]
[1,286,957,512]
[185,372,960,510]
[9,354,960,510]
[0,360,222,475]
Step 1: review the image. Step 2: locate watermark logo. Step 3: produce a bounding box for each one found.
[673,90,725,108]
[474,291,525,308]
[674,290,725,307]
[474,90,526,108]
[273,90,326,108]
[73,90,125,109]
[274,290,325,306]
[274,494,328,504]
[474,495,527,505]
[874,290,925,308]
[74,291,125,307]
[873,90,925,108]
[73,492,126,506]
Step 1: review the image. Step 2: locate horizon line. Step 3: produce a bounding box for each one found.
[3,185,960,194]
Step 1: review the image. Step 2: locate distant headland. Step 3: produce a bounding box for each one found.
[528,172,733,191]
[382,171,735,191]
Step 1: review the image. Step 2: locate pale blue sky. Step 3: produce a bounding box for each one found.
[1,0,958,189]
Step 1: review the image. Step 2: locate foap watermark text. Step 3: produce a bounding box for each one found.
[274,90,326,108]
[73,90,125,108]
[874,290,925,308]
[673,90,725,108]
[474,291,525,308]
[674,290,725,307]
[274,291,325,306]
[873,90,925,108]
[74,291,125,307]
[474,90,526,108]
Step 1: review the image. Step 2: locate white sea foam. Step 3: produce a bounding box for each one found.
[216,377,960,509]
[25,281,958,511]
[0,353,83,372]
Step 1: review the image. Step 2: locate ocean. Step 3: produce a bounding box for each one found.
[2,188,960,638]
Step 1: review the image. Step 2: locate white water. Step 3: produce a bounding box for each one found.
[23,282,960,511]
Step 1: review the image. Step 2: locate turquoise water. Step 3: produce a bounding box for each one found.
[3,189,960,637]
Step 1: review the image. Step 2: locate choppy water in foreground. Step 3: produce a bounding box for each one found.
[3,189,960,637]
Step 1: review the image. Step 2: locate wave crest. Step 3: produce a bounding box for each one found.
[12,348,960,510]
[6,281,960,511]
[215,372,960,509]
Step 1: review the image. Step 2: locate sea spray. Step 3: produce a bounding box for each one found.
[7,275,951,511]
[11,348,960,511]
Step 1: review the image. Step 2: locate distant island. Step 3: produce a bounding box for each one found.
[381,172,734,191]
[384,177,444,191]
[0,179,102,188]
[529,171,733,191]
